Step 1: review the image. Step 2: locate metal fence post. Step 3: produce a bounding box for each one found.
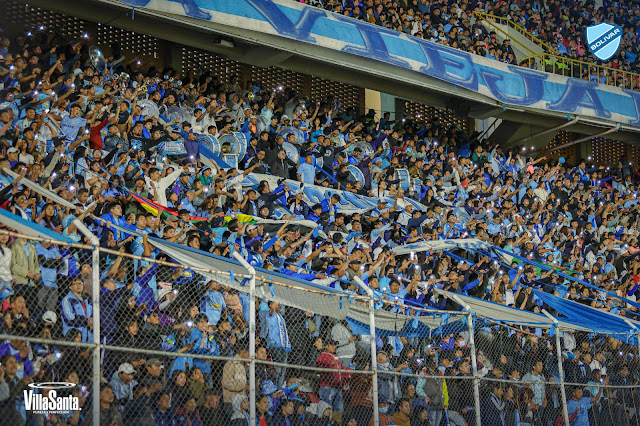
[73,219,101,425]
[368,293,379,426]
[354,277,379,426]
[467,312,481,426]
[452,296,481,426]
[233,252,256,426]
[542,310,569,426]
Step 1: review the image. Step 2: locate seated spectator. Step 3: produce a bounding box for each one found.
[110,362,138,403]
[81,384,123,426]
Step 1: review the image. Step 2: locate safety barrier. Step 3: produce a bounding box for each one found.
[522,52,640,91]
[471,11,558,55]
[0,229,639,425]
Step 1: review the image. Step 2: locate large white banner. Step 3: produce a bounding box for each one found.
[392,238,491,255]
[242,173,428,214]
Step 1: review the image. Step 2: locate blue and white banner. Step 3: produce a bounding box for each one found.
[242,173,428,213]
[116,0,640,127]
[392,238,491,255]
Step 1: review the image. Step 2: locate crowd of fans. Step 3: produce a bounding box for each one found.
[291,0,640,87]
[0,15,640,426]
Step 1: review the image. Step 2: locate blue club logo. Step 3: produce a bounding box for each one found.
[586,22,623,61]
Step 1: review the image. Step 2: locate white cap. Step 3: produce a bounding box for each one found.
[373,247,383,260]
[118,363,136,375]
[42,311,57,324]
[158,287,173,300]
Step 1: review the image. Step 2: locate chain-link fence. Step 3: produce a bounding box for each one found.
[2,229,640,425]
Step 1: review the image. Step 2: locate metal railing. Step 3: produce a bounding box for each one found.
[2,226,640,425]
[472,11,558,55]
[521,52,640,90]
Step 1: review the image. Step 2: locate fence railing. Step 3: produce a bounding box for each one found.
[521,52,640,91]
[1,229,639,425]
[471,11,558,55]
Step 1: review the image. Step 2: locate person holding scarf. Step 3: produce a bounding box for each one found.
[266,301,291,389]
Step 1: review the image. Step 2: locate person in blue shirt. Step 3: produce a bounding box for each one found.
[189,313,219,380]
[99,202,128,241]
[35,240,63,313]
[566,387,598,426]
[61,278,93,342]
[202,280,226,326]
[266,301,291,388]
[0,339,34,379]
[296,152,316,185]
[109,362,138,402]
[60,103,87,142]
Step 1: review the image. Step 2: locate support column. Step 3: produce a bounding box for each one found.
[354,277,379,426]
[543,310,569,426]
[467,312,481,426]
[233,253,256,426]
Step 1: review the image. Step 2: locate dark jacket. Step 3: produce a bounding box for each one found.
[123,394,156,426]
[270,158,296,179]
[481,393,505,426]
[0,376,28,426]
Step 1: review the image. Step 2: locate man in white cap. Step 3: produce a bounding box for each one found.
[41,310,57,326]
[6,147,18,166]
[110,362,138,402]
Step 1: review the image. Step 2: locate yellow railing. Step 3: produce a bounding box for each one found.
[521,52,640,90]
[470,14,538,58]
[472,11,558,55]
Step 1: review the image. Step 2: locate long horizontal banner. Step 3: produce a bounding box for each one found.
[392,238,491,255]
[242,173,428,214]
[117,0,640,127]
[150,237,464,337]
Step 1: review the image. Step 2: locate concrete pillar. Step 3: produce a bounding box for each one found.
[365,88,381,120]
[577,139,592,162]
[394,96,405,122]
[381,92,396,121]
[167,43,183,75]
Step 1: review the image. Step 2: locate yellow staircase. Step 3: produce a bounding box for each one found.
[473,11,640,90]
[471,11,557,55]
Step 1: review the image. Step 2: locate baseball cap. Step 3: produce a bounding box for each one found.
[6,147,18,154]
[118,363,136,375]
[42,311,57,324]
[158,287,174,300]
[147,358,163,367]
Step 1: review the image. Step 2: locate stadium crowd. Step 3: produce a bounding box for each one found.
[0,19,640,426]
[293,0,640,87]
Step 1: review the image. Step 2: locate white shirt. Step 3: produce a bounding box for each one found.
[398,210,412,227]
[144,167,183,207]
[19,152,34,165]
[0,246,12,282]
[224,174,244,201]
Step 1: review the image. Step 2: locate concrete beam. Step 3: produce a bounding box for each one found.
[21,0,640,147]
